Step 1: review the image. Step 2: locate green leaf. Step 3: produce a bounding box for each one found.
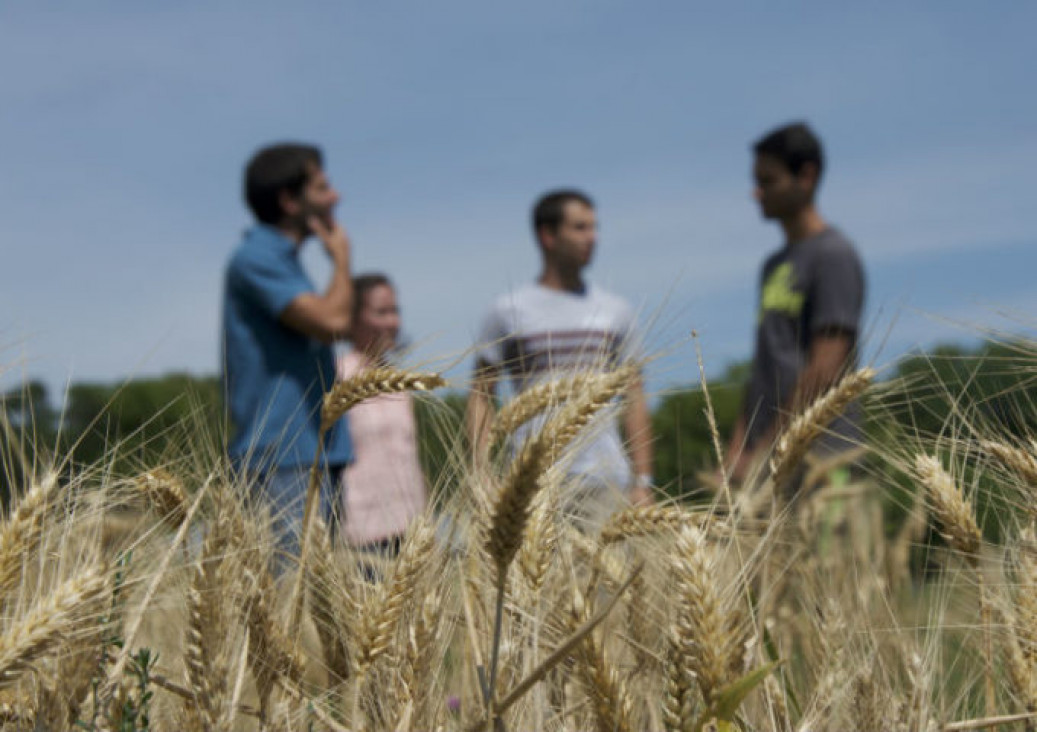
[693,660,784,731]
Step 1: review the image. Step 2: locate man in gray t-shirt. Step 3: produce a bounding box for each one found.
[723,123,865,488]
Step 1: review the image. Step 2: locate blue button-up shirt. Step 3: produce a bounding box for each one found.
[221,224,353,470]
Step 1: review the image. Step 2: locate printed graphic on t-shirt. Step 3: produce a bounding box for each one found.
[759,262,804,322]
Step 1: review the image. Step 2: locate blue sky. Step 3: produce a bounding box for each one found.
[1,2,1035,402]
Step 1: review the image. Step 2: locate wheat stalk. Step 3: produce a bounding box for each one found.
[770,368,874,489]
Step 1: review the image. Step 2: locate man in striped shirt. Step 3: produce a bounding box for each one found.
[466,190,654,526]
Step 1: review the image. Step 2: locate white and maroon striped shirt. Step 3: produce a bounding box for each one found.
[476,282,638,489]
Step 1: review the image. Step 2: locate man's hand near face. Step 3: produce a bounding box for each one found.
[308,215,351,268]
[279,216,354,344]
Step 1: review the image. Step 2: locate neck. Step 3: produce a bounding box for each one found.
[275,221,307,247]
[780,205,827,245]
[538,265,585,294]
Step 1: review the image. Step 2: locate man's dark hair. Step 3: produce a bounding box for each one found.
[352,272,393,320]
[244,143,323,225]
[753,123,825,181]
[532,189,595,239]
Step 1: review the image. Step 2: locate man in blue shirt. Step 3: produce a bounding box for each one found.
[222,143,354,568]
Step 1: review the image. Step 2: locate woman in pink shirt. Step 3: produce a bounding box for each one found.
[337,274,427,559]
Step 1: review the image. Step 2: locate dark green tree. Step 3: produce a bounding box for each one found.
[651,361,748,499]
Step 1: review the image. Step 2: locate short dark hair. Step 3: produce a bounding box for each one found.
[244,143,323,225]
[752,122,824,181]
[352,272,393,320]
[532,189,594,239]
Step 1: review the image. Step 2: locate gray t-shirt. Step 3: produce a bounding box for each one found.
[743,226,865,453]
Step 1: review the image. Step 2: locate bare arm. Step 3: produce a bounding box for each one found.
[623,373,655,505]
[722,412,751,483]
[465,359,501,467]
[279,216,353,344]
[731,331,854,479]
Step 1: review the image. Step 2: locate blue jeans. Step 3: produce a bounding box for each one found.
[251,465,343,574]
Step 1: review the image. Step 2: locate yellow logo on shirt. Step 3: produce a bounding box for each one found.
[759,263,804,322]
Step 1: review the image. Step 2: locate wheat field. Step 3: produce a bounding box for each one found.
[1,356,1036,732]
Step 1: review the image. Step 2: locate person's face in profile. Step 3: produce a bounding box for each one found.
[542,200,597,270]
[353,283,401,359]
[753,154,814,222]
[296,163,341,233]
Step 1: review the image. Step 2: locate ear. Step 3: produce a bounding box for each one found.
[798,162,820,192]
[278,188,301,219]
[537,225,556,252]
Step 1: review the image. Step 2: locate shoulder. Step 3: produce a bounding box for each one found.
[587,283,631,311]
[815,227,861,260]
[585,284,636,329]
[229,229,291,272]
[759,247,788,279]
[337,350,366,380]
[486,282,541,315]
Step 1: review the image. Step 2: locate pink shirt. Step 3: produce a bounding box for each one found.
[337,351,427,545]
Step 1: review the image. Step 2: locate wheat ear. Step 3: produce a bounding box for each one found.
[134,468,187,523]
[0,562,108,690]
[770,368,874,488]
[242,567,305,718]
[1013,530,1037,666]
[356,520,437,671]
[571,586,634,732]
[183,562,224,730]
[0,471,60,598]
[105,474,208,699]
[600,504,699,544]
[308,517,358,684]
[981,440,1037,517]
[486,365,635,574]
[517,474,561,594]
[915,454,981,563]
[396,582,445,726]
[489,371,600,446]
[915,453,996,713]
[669,524,744,710]
[320,367,445,432]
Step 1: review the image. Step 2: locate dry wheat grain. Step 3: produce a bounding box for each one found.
[320,367,445,432]
[915,454,981,564]
[770,368,874,489]
[0,562,108,690]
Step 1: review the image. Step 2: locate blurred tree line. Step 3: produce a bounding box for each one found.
[3,340,1036,523]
